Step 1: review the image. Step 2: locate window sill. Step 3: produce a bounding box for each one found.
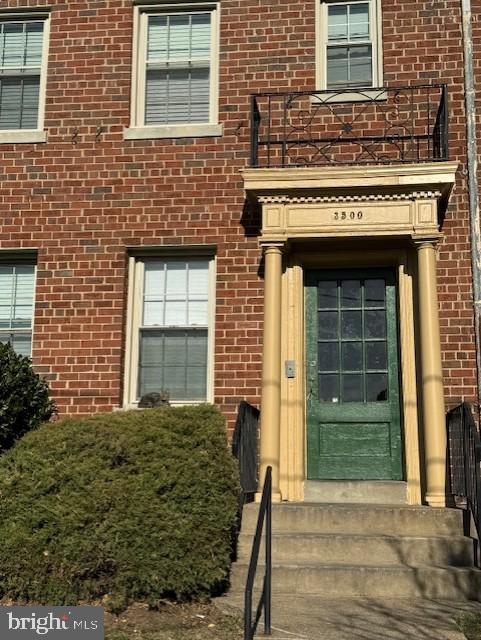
[0,130,47,144]
[311,89,388,104]
[124,123,223,140]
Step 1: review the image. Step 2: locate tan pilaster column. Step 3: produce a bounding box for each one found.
[259,243,284,501]
[415,237,446,508]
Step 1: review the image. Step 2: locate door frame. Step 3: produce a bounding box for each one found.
[279,246,422,503]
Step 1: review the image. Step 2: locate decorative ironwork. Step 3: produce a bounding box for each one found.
[232,400,260,505]
[447,402,481,541]
[250,84,449,168]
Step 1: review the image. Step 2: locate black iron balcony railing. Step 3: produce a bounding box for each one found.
[250,84,448,168]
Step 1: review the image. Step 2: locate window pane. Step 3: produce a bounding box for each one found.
[365,309,386,339]
[342,374,363,402]
[138,328,208,400]
[166,261,187,295]
[365,279,385,307]
[191,14,211,59]
[341,280,361,308]
[319,374,339,402]
[139,331,164,365]
[25,22,44,66]
[319,311,338,340]
[146,68,210,125]
[12,333,31,357]
[187,332,208,366]
[319,342,339,372]
[0,76,40,130]
[188,300,208,325]
[318,281,337,309]
[2,23,24,68]
[327,46,349,87]
[342,342,362,371]
[328,4,348,41]
[188,261,209,296]
[147,16,168,60]
[366,373,388,402]
[165,300,186,325]
[349,3,370,40]
[366,341,387,370]
[341,310,362,339]
[169,15,190,60]
[349,45,372,85]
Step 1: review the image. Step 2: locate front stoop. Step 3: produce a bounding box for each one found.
[219,503,481,638]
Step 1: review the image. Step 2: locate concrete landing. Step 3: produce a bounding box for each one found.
[217,595,481,640]
[304,481,407,504]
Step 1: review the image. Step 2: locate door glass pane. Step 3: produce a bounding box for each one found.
[365,309,386,339]
[342,374,363,402]
[319,311,338,339]
[366,341,387,370]
[319,342,339,372]
[342,342,362,371]
[366,373,388,402]
[318,281,337,309]
[365,279,385,307]
[341,310,362,339]
[341,280,361,308]
[319,374,339,403]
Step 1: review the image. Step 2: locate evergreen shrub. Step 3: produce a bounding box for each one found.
[0,342,55,452]
[0,404,239,609]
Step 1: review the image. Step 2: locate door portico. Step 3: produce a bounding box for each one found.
[243,162,457,507]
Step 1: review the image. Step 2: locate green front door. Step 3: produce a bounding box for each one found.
[305,268,403,480]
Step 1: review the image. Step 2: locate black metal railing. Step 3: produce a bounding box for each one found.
[250,84,449,168]
[244,466,272,640]
[447,402,481,539]
[232,401,260,505]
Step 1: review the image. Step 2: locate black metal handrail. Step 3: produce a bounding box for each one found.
[232,401,260,505]
[250,84,449,168]
[447,402,481,539]
[244,466,272,640]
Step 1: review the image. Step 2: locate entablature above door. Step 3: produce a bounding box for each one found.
[241,162,458,243]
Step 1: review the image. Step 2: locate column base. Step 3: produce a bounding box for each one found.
[426,493,446,508]
[255,490,282,503]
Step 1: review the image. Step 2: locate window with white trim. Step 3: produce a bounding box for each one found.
[0,14,49,136]
[125,256,215,405]
[127,3,220,138]
[0,264,35,357]
[317,0,382,91]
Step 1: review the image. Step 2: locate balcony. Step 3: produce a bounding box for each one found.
[249,84,448,169]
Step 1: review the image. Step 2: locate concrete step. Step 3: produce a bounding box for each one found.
[240,503,464,536]
[304,480,407,504]
[236,532,475,567]
[229,562,481,599]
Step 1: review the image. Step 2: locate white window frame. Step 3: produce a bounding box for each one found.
[316,0,383,101]
[123,249,216,407]
[125,1,222,140]
[0,255,37,357]
[0,9,50,143]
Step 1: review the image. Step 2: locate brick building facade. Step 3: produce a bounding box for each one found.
[0,0,479,505]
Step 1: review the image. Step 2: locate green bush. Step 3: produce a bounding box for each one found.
[0,404,239,609]
[0,342,56,452]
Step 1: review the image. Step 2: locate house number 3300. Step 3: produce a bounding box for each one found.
[333,211,363,220]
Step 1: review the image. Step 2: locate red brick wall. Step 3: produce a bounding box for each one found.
[0,0,477,426]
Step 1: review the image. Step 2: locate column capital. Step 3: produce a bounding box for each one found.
[259,240,287,254]
[411,233,442,250]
